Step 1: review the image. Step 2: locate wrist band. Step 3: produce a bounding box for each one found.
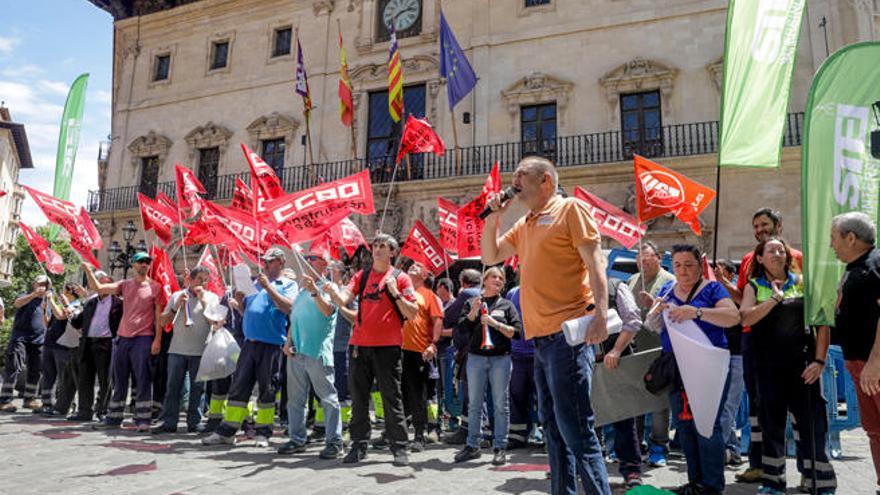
[813,358,825,366]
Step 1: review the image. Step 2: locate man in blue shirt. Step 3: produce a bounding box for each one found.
[0,275,50,412]
[203,248,297,448]
[277,254,343,458]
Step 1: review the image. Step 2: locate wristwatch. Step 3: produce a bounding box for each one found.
[695,308,703,320]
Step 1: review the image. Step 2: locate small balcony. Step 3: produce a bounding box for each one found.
[87,112,804,213]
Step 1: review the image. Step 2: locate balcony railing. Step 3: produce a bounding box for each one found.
[88,112,804,213]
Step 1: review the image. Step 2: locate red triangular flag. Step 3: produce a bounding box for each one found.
[197,247,226,297]
[175,164,207,218]
[138,193,175,245]
[148,246,179,332]
[573,187,646,249]
[20,222,64,275]
[633,155,716,236]
[241,143,286,200]
[457,162,501,258]
[400,220,453,277]
[396,115,446,164]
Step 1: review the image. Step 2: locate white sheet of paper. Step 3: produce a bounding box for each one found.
[232,263,256,296]
[664,311,730,438]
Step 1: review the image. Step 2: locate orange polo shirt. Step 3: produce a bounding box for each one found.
[501,195,601,339]
[402,286,443,352]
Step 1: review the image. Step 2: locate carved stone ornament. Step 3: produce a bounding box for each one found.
[599,58,678,127]
[128,131,172,168]
[313,0,336,16]
[501,72,574,133]
[184,121,233,166]
[246,112,300,143]
[707,58,724,93]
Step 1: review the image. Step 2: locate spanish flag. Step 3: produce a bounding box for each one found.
[338,29,354,127]
[387,24,404,123]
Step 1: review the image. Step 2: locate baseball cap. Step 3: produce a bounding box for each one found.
[262,247,286,262]
[94,270,112,282]
[131,252,152,263]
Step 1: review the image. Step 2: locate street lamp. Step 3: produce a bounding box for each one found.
[108,220,145,278]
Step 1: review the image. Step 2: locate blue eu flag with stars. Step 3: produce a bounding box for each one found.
[439,11,477,111]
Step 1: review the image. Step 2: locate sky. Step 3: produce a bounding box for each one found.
[0,1,113,226]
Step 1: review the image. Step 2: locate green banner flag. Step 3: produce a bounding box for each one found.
[53,73,88,201]
[802,42,880,326]
[719,0,805,168]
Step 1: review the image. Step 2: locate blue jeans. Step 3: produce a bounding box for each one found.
[161,353,204,429]
[286,353,342,446]
[441,345,463,419]
[534,332,611,495]
[721,355,744,455]
[670,369,731,493]
[466,353,512,449]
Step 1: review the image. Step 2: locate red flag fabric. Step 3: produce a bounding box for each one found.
[148,246,179,332]
[201,201,276,259]
[573,187,646,249]
[216,245,245,269]
[504,255,519,272]
[230,178,254,213]
[197,247,226,297]
[312,217,367,260]
[437,197,459,257]
[241,143,286,200]
[20,222,64,274]
[396,115,446,164]
[157,192,178,213]
[175,164,207,218]
[138,193,175,245]
[400,220,453,277]
[457,162,501,258]
[701,254,717,281]
[633,155,716,236]
[182,218,218,246]
[263,170,375,244]
[24,186,101,267]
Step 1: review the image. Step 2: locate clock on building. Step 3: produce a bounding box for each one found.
[377,0,422,41]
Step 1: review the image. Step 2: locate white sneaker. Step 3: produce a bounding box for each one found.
[254,435,269,448]
[202,432,235,446]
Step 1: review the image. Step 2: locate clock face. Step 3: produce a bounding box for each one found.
[383,0,421,33]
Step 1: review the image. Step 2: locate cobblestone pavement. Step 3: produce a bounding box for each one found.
[0,404,874,495]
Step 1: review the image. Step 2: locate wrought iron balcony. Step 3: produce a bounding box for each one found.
[87,112,804,213]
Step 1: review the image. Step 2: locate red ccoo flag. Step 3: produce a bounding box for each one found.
[175,164,207,218]
[241,143,286,201]
[396,115,445,164]
[633,155,716,236]
[457,162,501,258]
[197,247,226,298]
[19,222,64,274]
[400,220,453,276]
[573,187,646,249]
[230,178,254,213]
[437,197,459,257]
[149,246,180,332]
[138,193,176,245]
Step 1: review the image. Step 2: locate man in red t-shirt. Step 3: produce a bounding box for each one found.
[714,207,803,483]
[326,233,418,467]
[83,252,161,432]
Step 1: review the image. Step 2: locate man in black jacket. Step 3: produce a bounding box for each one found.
[68,270,122,422]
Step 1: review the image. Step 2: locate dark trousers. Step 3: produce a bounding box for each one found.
[206,375,232,427]
[758,364,837,492]
[54,346,81,415]
[77,337,113,418]
[534,332,611,495]
[107,336,153,426]
[150,335,172,416]
[217,340,281,438]
[0,340,42,403]
[742,332,763,469]
[161,353,204,430]
[334,350,350,401]
[402,349,430,437]
[509,354,535,446]
[39,345,71,408]
[348,345,408,447]
[612,418,642,477]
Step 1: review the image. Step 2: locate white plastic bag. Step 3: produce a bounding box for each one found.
[196,327,241,382]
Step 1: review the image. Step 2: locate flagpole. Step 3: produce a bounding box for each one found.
[451,108,461,176]
[210,244,229,288]
[295,27,317,186]
[711,161,722,264]
[636,223,647,296]
[337,19,359,168]
[175,203,189,272]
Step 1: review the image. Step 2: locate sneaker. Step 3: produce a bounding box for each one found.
[202,432,235,446]
[444,428,468,445]
[151,423,178,435]
[725,450,744,466]
[92,421,121,430]
[277,440,307,454]
[757,486,785,495]
[66,413,93,422]
[41,408,62,417]
[624,473,643,488]
[454,445,481,463]
[0,403,16,413]
[735,467,764,483]
[492,449,507,466]
[343,442,368,464]
[136,423,150,433]
[254,435,269,448]
[319,442,344,459]
[672,483,704,495]
[308,428,326,443]
[188,424,206,434]
[647,444,667,467]
[391,446,409,467]
[410,435,426,453]
[425,429,440,444]
[22,399,42,410]
[371,434,390,450]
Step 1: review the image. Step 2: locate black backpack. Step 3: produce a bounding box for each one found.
[356,264,406,326]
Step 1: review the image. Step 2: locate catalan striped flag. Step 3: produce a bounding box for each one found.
[338,29,354,127]
[387,24,404,123]
[295,32,313,114]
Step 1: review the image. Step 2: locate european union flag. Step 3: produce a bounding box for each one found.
[439,11,477,111]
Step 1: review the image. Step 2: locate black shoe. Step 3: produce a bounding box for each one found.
[492,449,507,466]
[371,435,390,450]
[343,442,368,464]
[151,423,177,434]
[92,421,121,430]
[66,413,93,422]
[507,439,527,450]
[391,446,409,467]
[672,483,704,495]
[444,428,468,445]
[410,435,426,453]
[277,440,307,455]
[188,424,206,434]
[41,408,62,417]
[319,442,344,459]
[454,446,481,463]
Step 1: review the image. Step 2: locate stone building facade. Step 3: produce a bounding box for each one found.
[0,107,32,285]
[85,0,880,270]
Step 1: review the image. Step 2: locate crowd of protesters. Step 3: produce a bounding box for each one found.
[0,157,878,495]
